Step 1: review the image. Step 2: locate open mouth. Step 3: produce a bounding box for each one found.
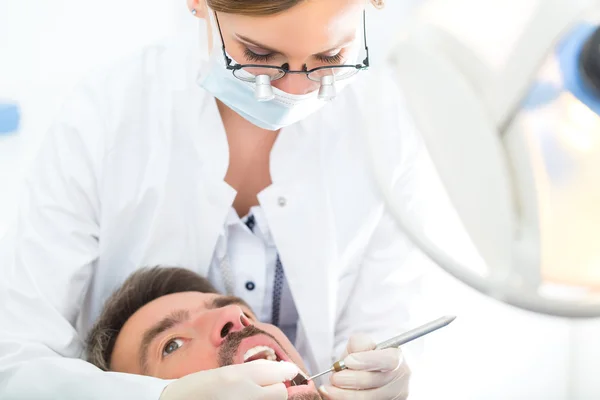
[243,345,281,363]
[237,336,311,390]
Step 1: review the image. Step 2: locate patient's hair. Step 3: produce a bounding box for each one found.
[86,267,218,371]
[206,0,385,16]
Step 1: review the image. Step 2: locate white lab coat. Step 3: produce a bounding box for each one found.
[0,32,430,399]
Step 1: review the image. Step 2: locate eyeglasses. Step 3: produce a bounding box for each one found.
[213,10,370,84]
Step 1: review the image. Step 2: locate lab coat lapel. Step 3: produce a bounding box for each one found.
[191,177,236,277]
[259,127,337,371]
[185,91,237,277]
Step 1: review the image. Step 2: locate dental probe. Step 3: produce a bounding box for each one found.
[293,315,456,385]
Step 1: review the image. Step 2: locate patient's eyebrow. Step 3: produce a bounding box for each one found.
[209,296,253,312]
[139,309,190,373]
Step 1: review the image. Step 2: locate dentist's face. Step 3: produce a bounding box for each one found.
[192,0,365,95]
[111,291,319,398]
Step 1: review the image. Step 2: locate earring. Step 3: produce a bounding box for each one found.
[371,0,385,9]
[191,9,197,15]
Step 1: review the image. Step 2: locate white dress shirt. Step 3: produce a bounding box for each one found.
[208,206,299,343]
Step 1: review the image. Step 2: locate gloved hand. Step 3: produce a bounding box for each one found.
[319,334,411,400]
[159,359,299,400]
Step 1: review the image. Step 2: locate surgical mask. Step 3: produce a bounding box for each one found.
[197,14,360,131]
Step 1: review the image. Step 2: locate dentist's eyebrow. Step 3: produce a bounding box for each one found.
[235,33,357,56]
[139,309,190,373]
[236,34,279,53]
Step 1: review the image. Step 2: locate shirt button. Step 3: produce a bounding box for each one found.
[245,281,256,291]
[278,196,287,207]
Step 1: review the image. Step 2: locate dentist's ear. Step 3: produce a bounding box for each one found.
[370,0,385,9]
[188,0,208,19]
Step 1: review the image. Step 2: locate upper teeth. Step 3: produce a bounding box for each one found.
[243,345,277,362]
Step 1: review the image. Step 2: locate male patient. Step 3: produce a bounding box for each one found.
[86,267,320,399]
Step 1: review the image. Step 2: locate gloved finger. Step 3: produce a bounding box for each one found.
[320,373,410,400]
[343,347,403,372]
[329,369,398,390]
[341,333,377,358]
[319,384,379,400]
[256,382,289,400]
[237,360,299,386]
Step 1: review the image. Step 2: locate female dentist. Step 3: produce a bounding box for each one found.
[0,0,427,399]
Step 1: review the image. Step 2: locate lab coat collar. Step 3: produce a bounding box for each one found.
[249,206,274,246]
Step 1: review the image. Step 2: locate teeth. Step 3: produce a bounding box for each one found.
[243,345,277,362]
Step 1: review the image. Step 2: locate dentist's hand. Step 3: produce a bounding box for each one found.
[159,359,299,400]
[319,334,410,400]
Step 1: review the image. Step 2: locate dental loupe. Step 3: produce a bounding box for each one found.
[254,75,275,102]
[318,76,337,101]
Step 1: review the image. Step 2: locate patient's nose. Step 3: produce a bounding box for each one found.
[209,305,252,346]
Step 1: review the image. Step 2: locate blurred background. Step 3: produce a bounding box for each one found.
[1,1,600,399]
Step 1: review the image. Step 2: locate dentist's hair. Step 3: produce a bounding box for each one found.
[207,0,385,16]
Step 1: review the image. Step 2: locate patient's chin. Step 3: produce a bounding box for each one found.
[286,380,322,400]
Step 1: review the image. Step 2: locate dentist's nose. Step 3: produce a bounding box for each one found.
[273,70,318,95]
[208,305,252,347]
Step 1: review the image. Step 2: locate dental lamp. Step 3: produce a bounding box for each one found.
[367,0,600,317]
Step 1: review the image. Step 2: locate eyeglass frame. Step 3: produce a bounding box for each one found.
[213,10,370,83]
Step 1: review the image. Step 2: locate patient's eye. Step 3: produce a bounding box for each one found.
[162,338,184,357]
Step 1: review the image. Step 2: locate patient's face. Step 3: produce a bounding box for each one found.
[111,291,318,398]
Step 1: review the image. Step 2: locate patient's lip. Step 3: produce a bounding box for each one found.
[234,334,289,365]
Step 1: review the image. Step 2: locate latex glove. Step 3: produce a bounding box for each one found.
[160,359,299,400]
[319,334,411,400]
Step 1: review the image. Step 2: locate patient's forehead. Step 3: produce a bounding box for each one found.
[141,292,216,317]
[136,292,217,321]
[123,291,254,334]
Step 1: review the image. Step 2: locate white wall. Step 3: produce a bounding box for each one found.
[414,270,572,400]
[0,0,180,235]
[571,320,600,399]
[1,1,600,399]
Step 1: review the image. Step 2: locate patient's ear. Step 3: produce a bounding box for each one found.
[188,0,208,19]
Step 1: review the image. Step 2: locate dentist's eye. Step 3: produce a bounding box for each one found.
[315,52,344,65]
[162,338,184,357]
[244,48,276,63]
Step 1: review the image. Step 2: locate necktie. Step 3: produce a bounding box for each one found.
[245,215,284,327]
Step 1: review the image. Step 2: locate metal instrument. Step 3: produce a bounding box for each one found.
[292,315,456,385]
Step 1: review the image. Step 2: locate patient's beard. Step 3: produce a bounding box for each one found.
[217,326,322,400]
